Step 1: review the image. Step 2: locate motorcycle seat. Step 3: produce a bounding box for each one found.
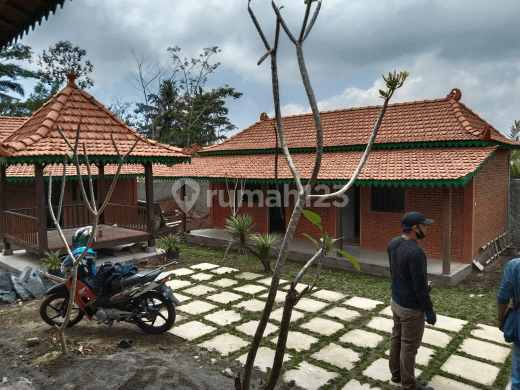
[109,268,164,292]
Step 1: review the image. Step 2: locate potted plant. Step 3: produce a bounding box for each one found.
[157,234,181,259]
[41,250,63,277]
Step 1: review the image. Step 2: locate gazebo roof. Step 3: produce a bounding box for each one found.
[0,74,191,166]
[0,116,28,142]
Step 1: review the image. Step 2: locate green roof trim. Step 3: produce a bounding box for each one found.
[2,154,190,167]
[198,139,519,156]
[157,150,496,189]
[6,173,146,183]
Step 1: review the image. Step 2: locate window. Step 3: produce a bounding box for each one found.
[370,186,404,213]
[242,182,262,204]
[72,179,98,202]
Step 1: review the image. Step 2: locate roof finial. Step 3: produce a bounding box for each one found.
[66,70,78,88]
[260,112,269,121]
[446,88,462,101]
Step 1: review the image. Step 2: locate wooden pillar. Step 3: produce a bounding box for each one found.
[181,182,187,233]
[97,163,105,224]
[442,186,452,275]
[0,164,6,241]
[35,163,48,252]
[462,180,475,263]
[144,162,155,247]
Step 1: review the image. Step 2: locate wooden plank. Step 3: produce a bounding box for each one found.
[0,164,6,240]
[34,163,48,252]
[98,163,105,224]
[442,186,452,275]
[144,162,155,247]
[181,182,187,233]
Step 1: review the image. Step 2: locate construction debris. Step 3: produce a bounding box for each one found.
[0,267,58,304]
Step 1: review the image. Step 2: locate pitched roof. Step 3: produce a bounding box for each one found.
[153,146,498,187]
[0,116,28,141]
[6,163,144,182]
[0,74,190,166]
[201,89,519,155]
[0,0,68,51]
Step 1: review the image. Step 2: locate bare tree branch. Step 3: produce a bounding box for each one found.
[272,1,297,44]
[302,0,322,42]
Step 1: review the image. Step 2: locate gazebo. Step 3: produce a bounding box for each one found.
[0,73,190,256]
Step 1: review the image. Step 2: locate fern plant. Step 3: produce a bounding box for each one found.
[41,250,62,271]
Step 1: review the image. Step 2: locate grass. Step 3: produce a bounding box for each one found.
[153,241,511,390]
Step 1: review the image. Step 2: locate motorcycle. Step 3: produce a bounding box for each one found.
[39,259,181,334]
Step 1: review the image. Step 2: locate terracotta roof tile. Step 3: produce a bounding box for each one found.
[154,147,498,182]
[0,116,28,141]
[6,163,145,179]
[0,81,189,162]
[203,93,519,153]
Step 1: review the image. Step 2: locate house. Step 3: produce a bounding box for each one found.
[153,88,520,267]
[0,73,191,256]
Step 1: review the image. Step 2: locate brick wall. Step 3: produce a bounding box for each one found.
[360,185,466,262]
[473,150,509,255]
[4,181,36,209]
[211,182,268,233]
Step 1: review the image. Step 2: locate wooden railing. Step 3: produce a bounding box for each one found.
[4,210,38,248]
[104,203,147,231]
[60,204,99,229]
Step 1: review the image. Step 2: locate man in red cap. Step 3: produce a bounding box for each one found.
[388,211,436,390]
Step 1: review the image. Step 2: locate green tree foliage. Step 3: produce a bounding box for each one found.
[131,46,242,147]
[509,120,520,178]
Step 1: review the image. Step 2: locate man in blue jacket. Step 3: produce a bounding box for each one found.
[388,211,436,390]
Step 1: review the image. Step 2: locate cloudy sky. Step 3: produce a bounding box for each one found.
[16,0,520,138]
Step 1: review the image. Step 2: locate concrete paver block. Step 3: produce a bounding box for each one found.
[283,283,315,293]
[311,343,360,370]
[210,278,238,288]
[204,309,242,326]
[190,273,214,281]
[168,320,216,340]
[459,338,511,363]
[236,347,291,372]
[341,379,380,390]
[343,296,384,310]
[257,277,289,286]
[211,266,239,275]
[235,272,263,280]
[363,358,421,383]
[422,327,452,348]
[207,291,243,304]
[386,345,435,366]
[366,316,394,333]
[441,354,500,386]
[301,318,344,336]
[427,375,481,390]
[234,299,266,312]
[340,329,384,348]
[199,333,249,356]
[283,361,338,390]
[233,284,266,295]
[167,268,194,276]
[171,293,191,303]
[271,331,318,352]
[270,307,305,323]
[174,314,187,323]
[471,323,511,345]
[378,305,393,317]
[190,262,219,270]
[323,307,361,322]
[311,289,347,302]
[166,279,192,290]
[259,290,286,303]
[296,297,329,312]
[181,285,217,296]
[427,314,467,332]
[176,300,217,315]
[236,320,279,337]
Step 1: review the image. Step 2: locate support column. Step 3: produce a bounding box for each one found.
[442,186,452,275]
[0,164,10,254]
[97,163,105,224]
[181,182,187,233]
[462,180,475,263]
[144,162,155,247]
[35,163,48,253]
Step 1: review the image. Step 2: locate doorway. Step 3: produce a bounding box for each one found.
[341,185,360,245]
[269,183,285,233]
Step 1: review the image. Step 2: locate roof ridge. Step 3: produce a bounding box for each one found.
[447,99,482,139]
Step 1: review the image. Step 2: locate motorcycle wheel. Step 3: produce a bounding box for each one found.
[40,292,84,328]
[135,291,176,334]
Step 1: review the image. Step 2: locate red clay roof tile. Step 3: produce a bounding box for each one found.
[0,116,28,141]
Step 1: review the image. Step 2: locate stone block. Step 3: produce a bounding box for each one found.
[199,334,249,356]
[339,329,384,348]
[421,327,452,348]
[236,320,278,337]
[283,362,338,390]
[237,347,291,372]
[343,296,384,310]
[11,275,33,301]
[366,316,394,333]
[341,379,380,390]
[235,272,263,280]
[311,289,347,302]
[270,307,304,323]
[295,297,329,312]
[207,291,243,304]
[323,307,361,322]
[190,273,214,281]
[204,310,242,326]
[458,338,511,363]
[181,285,216,296]
[300,318,344,336]
[471,323,511,345]
[168,320,216,341]
[270,331,318,352]
[441,355,500,386]
[311,343,360,370]
[210,278,238,288]
[363,358,421,383]
[233,299,266,312]
[19,266,32,283]
[233,284,266,295]
[427,374,481,390]
[176,300,217,315]
[190,262,219,270]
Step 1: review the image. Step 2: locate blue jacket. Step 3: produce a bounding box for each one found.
[497,258,520,346]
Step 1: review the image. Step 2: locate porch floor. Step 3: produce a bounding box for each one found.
[47,224,150,252]
[184,228,473,286]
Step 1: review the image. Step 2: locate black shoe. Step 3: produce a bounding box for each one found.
[391,375,401,383]
[417,385,434,390]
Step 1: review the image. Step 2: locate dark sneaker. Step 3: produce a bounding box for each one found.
[418,385,434,390]
[391,375,401,383]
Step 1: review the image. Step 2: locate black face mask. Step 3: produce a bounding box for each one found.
[416,226,426,240]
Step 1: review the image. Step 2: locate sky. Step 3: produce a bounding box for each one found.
[13,0,520,139]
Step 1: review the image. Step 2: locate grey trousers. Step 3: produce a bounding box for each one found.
[389,298,425,390]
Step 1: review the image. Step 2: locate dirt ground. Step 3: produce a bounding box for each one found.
[0,252,510,390]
